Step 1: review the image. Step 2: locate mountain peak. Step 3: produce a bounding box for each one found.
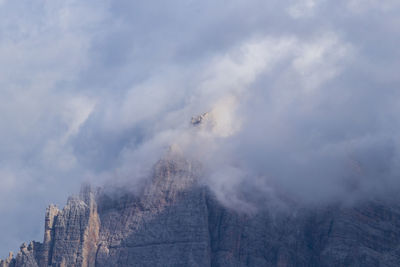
[191,112,210,126]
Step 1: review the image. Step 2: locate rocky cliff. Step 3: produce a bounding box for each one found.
[2,153,400,267]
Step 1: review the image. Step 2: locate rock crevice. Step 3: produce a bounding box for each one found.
[3,156,400,266]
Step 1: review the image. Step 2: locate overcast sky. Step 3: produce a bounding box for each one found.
[1,0,400,256]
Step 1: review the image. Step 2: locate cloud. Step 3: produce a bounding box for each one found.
[347,0,400,13]
[0,0,400,256]
[287,0,319,18]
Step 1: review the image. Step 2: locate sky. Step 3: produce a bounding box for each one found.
[1,0,400,256]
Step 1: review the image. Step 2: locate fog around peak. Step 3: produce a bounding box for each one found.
[1,0,400,255]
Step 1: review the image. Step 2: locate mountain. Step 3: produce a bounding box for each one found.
[2,152,400,267]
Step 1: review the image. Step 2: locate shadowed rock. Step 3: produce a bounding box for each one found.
[2,153,400,266]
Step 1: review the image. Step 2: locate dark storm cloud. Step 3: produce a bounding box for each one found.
[1,0,400,256]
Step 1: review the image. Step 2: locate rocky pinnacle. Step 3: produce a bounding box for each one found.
[2,153,400,266]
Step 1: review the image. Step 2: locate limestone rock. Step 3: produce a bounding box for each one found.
[191,112,209,125]
[0,252,15,267]
[13,243,38,267]
[3,154,400,266]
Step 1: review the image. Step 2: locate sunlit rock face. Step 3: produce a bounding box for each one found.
[2,153,400,267]
[191,112,210,126]
[190,96,242,138]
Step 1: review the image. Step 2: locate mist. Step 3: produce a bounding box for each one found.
[1,0,400,256]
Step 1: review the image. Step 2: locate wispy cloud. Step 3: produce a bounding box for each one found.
[0,0,399,256]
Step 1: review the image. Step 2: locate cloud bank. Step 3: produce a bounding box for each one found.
[1,0,400,255]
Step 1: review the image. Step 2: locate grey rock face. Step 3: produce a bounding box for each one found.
[0,252,15,267]
[191,112,209,125]
[3,154,400,266]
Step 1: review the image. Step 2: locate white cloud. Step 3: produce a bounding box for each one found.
[287,0,318,18]
[0,0,400,257]
[292,33,352,92]
[347,0,400,13]
[62,97,96,141]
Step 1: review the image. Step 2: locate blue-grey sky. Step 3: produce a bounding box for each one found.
[1,0,400,256]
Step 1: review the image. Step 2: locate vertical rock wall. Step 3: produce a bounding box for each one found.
[2,155,400,266]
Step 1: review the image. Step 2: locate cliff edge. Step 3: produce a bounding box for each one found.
[2,153,400,266]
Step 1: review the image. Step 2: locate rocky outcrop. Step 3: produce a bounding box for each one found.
[0,252,15,267]
[1,185,100,267]
[3,153,400,266]
[191,112,209,125]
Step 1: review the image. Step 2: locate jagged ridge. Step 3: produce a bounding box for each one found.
[2,154,400,266]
